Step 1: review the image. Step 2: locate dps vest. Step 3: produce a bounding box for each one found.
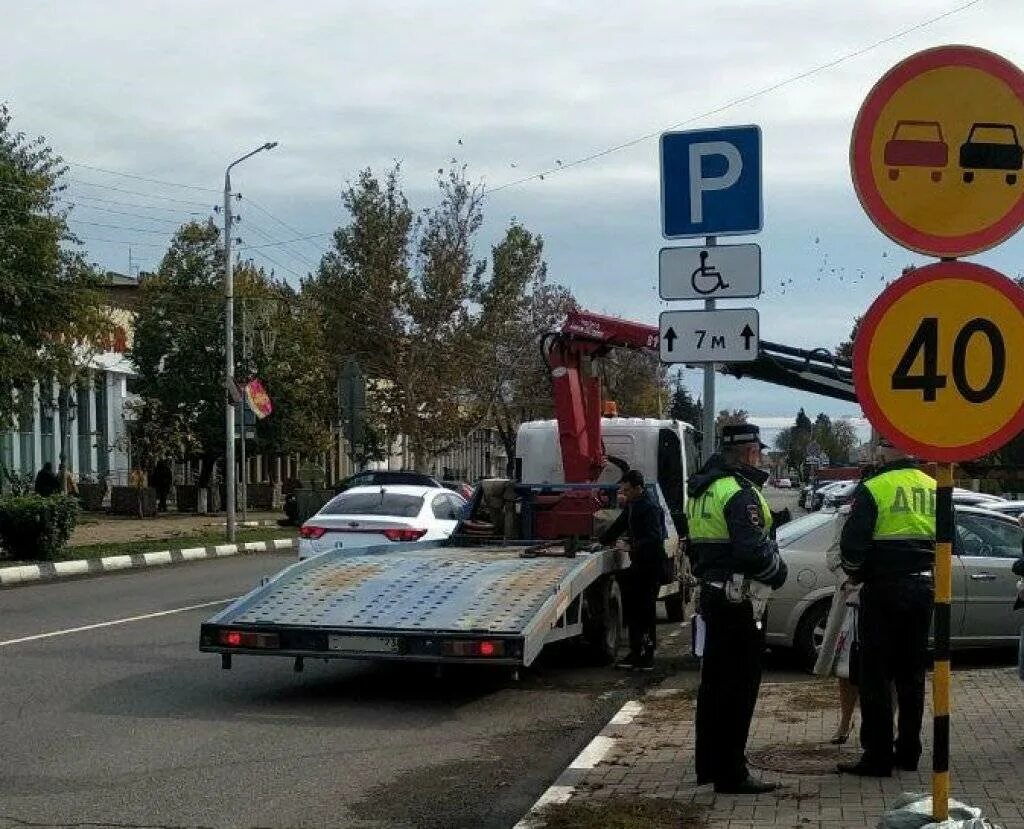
[687,475,772,544]
[863,467,936,543]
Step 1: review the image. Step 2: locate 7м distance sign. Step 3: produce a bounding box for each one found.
[659,309,759,364]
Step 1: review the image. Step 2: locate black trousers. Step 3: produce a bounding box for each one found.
[695,586,764,785]
[621,568,659,658]
[857,576,933,768]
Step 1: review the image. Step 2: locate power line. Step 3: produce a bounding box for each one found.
[240,196,328,257]
[486,0,984,193]
[66,162,220,194]
[66,178,212,207]
[241,221,318,271]
[240,245,306,280]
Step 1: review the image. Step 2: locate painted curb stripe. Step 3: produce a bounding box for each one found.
[0,538,296,587]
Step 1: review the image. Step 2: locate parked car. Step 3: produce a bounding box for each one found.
[775,477,792,489]
[798,483,814,509]
[297,485,467,560]
[952,488,1006,507]
[980,500,1024,520]
[765,505,1024,669]
[809,481,847,511]
[440,480,474,500]
[334,470,442,495]
[820,480,857,510]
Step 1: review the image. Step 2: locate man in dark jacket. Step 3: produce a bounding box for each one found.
[600,469,666,672]
[839,437,935,777]
[687,423,788,795]
[34,462,60,497]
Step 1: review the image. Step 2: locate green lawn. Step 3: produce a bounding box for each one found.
[61,526,298,561]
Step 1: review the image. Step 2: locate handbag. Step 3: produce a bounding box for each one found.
[834,602,859,679]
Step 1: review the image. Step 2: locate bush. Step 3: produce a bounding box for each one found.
[0,494,79,561]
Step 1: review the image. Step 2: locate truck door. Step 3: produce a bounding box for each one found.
[657,428,686,534]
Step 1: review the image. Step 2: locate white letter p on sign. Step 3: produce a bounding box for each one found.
[688,141,742,225]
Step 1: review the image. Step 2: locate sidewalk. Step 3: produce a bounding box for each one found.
[530,667,1024,829]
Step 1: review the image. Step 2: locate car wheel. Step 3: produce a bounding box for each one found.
[795,599,832,673]
[581,577,623,665]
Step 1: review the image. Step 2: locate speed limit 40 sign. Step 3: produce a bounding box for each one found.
[854,261,1024,461]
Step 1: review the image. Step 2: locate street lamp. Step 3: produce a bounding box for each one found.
[224,141,277,542]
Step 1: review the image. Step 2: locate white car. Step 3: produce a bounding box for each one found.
[297,485,467,560]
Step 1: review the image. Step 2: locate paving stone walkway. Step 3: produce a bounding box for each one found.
[563,668,1024,828]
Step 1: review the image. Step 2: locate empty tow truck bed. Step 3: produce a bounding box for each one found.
[200,540,626,669]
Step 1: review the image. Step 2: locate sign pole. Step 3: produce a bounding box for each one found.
[701,235,717,464]
[932,461,954,821]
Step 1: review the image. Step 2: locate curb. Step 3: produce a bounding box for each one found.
[513,698,645,829]
[0,537,297,588]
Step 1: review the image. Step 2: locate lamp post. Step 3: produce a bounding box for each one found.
[224,142,277,542]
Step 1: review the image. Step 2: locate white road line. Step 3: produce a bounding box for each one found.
[0,598,235,647]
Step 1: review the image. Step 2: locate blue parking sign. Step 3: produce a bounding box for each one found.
[660,126,762,239]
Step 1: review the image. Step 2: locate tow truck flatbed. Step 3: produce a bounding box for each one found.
[200,538,628,669]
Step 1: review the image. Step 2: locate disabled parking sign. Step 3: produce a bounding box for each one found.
[851,45,1024,257]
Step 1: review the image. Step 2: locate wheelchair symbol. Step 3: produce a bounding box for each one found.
[691,250,729,295]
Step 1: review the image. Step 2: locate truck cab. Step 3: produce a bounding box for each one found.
[515,417,697,535]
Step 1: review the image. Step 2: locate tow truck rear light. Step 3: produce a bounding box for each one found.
[382,528,428,542]
[218,630,280,649]
[299,525,327,539]
[442,639,505,658]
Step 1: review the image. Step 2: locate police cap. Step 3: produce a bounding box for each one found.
[720,423,768,450]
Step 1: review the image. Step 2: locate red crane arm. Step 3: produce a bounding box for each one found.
[543,310,660,484]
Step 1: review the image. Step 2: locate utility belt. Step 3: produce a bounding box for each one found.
[700,574,772,623]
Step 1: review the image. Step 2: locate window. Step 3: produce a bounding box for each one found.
[432,495,457,520]
[777,512,840,549]
[956,513,1024,559]
[321,492,424,518]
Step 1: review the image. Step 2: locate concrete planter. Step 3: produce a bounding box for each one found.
[78,482,107,511]
[247,482,282,511]
[110,486,157,517]
[176,484,198,513]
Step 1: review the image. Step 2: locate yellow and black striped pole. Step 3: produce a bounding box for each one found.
[932,462,954,821]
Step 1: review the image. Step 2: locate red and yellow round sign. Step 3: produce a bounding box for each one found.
[854,261,1024,462]
[851,45,1024,257]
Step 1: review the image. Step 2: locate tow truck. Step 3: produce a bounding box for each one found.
[200,310,855,674]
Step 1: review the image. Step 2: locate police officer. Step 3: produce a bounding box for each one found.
[600,469,666,672]
[839,436,935,777]
[687,423,788,795]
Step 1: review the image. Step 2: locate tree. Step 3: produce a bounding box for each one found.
[0,104,110,454]
[668,383,703,426]
[470,221,576,474]
[603,351,667,417]
[127,220,225,486]
[310,164,489,470]
[716,409,749,428]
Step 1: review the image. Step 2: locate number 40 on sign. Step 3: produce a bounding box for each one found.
[854,261,1024,462]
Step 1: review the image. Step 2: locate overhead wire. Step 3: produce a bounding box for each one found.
[485,0,984,193]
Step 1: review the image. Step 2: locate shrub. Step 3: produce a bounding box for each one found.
[0,494,79,561]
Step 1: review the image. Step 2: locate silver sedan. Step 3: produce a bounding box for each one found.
[766,505,1024,669]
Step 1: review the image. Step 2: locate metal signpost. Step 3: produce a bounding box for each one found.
[660,126,763,461]
[850,45,1024,821]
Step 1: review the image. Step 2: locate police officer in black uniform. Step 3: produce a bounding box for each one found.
[838,437,935,777]
[687,423,789,795]
[600,469,666,672]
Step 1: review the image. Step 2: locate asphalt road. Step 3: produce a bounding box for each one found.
[0,553,687,829]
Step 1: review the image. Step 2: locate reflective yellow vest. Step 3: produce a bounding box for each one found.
[863,467,936,542]
[686,475,772,544]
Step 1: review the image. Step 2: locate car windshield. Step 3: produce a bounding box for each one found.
[777,511,838,549]
[321,492,424,517]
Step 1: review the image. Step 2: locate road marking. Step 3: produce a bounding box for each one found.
[511,785,574,829]
[569,734,615,769]
[0,598,234,648]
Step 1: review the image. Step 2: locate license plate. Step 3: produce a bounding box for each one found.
[328,634,400,654]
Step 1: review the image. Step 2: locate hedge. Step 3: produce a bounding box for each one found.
[0,494,79,561]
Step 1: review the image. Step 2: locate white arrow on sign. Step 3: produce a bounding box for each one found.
[659,308,759,364]
[659,243,761,301]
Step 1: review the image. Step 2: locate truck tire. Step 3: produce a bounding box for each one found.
[663,591,686,623]
[581,577,623,665]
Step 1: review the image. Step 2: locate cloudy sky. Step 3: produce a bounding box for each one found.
[5,0,1023,430]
